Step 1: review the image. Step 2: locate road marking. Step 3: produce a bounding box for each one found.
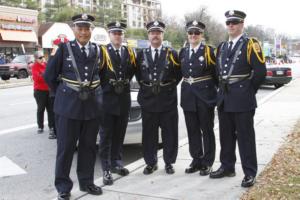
[0,156,27,178]
[0,123,45,136]
[9,100,35,106]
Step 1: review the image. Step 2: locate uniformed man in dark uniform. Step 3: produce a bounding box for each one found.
[179,20,218,176]
[209,10,266,187]
[136,20,182,175]
[44,14,104,200]
[99,21,136,185]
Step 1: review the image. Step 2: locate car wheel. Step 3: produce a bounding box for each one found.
[17,70,28,79]
[1,75,10,80]
[274,84,284,89]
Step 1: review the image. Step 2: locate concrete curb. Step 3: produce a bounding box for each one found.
[0,80,32,89]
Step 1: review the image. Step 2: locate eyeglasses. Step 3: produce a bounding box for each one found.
[226,21,241,26]
[188,31,201,35]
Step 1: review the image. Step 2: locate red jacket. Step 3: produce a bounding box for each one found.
[31,61,49,91]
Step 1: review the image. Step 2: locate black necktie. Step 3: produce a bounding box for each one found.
[228,41,233,55]
[81,46,87,59]
[115,49,121,65]
[190,49,195,59]
[154,48,159,64]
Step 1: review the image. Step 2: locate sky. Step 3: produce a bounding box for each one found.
[161,0,300,38]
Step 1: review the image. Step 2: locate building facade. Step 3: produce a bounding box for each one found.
[39,0,161,28]
[0,5,38,59]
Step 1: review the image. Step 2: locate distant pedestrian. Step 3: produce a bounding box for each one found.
[31,51,55,138]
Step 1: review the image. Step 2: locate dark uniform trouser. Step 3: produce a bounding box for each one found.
[218,110,257,177]
[33,90,54,129]
[99,112,129,171]
[142,109,178,166]
[55,115,100,193]
[183,101,215,167]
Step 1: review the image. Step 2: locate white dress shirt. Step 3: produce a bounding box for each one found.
[151,45,162,61]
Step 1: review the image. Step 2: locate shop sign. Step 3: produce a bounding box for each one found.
[1,24,33,31]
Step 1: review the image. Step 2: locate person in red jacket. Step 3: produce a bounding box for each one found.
[32,51,56,139]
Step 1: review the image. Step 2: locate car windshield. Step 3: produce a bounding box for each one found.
[11,55,26,63]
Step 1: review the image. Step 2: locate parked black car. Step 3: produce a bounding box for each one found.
[264,64,292,88]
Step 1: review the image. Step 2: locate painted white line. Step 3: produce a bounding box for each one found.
[9,100,35,106]
[0,123,40,136]
[0,156,27,178]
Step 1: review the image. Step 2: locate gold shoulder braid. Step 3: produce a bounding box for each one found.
[247,38,265,64]
[100,45,114,71]
[127,47,136,67]
[167,48,180,68]
[205,45,216,66]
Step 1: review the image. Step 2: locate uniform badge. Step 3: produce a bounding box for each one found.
[116,21,121,27]
[229,10,234,16]
[192,20,198,26]
[82,13,88,20]
[154,21,159,26]
[253,42,261,53]
[199,56,204,62]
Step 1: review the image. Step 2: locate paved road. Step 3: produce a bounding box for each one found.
[0,78,289,200]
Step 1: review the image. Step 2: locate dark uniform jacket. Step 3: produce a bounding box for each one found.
[216,35,266,112]
[136,46,182,112]
[44,40,104,120]
[101,43,136,116]
[179,43,218,111]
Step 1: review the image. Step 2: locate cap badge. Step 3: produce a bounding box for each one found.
[229,10,234,16]
[116,21,121,27]
[192,21,198,26]
[82,13,88,20]
[154,21,159,26]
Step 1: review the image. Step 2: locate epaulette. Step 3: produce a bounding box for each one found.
[247,37,265,64]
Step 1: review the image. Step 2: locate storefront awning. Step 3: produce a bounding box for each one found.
[0,29,38,43]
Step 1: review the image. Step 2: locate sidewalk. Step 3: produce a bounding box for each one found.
[72,78,300,200]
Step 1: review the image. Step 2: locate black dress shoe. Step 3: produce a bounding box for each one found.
[111,166,129,176]
[103,170,113,185]
[143,164,158,175]
[241,175,256,187]
[80,184,102,195]
[48,128,57,139]
[199,166,212,176]
[185,165,200,174]
[57,192,70,200]
[165,164,175,174]
[209,167,236,178]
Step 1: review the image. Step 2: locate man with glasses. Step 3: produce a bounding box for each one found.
[209,10,266,188]
[99,21,136,185]
[44,14,104,199]
[179,20,218,176]
[136,20,182,175]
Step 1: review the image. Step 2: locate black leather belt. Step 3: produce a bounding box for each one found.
[140,80,176,87]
